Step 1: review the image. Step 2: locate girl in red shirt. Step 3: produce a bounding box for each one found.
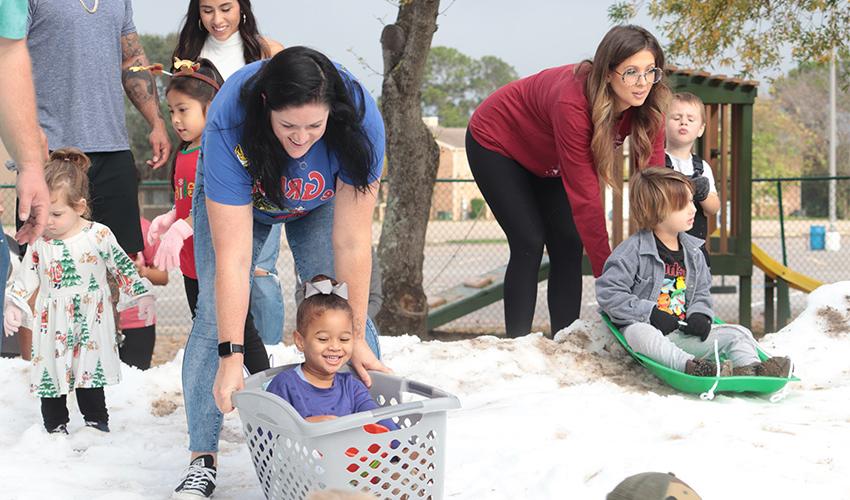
[466,25,670,338]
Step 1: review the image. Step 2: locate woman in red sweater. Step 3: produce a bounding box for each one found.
[467,25,669,338]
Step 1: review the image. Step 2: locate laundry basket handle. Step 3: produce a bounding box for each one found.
[300,397,459,437]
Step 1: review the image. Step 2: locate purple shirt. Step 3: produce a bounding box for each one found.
[267,366,397,429]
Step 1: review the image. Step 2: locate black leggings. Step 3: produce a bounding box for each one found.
[466,130,583,337]
[119,325,156,370]
[41,388,107,430]
[183,276,269,374]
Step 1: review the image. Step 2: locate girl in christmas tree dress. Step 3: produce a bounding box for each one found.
[3,149,156,434]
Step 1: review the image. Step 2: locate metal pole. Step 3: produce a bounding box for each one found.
[829,47,837,226]
[777,180,787,267]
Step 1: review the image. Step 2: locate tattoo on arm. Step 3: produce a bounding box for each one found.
[120,33,162,124]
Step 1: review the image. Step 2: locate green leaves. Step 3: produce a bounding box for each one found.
[421,46,518,127]
[609,0,850,79]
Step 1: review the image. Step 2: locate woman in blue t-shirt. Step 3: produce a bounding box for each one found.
[178,47,387,497]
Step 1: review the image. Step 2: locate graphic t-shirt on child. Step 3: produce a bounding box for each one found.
[202,60,385,225]
[655,235,688,320]
[174,147,199,278]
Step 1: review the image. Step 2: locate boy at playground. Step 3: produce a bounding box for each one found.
[596,167,791,378]
[267,275,396,429]
[665,92,720,261]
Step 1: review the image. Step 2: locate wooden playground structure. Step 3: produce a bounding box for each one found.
[427,67,821,333]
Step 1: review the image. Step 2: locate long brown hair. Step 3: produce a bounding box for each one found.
[579,25,670,189]
[172,0,270,70]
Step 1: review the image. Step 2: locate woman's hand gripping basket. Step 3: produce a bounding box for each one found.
[233,364,461,500]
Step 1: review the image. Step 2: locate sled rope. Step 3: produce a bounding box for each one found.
[699,339,722,401]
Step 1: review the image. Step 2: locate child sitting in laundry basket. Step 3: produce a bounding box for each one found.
[267,275,396,430]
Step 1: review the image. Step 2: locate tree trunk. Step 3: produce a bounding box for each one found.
[376,0,441,336]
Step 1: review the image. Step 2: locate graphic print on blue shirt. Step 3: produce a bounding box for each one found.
[202,60,385,225]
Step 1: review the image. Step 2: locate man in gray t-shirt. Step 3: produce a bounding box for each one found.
[26,0,170,253]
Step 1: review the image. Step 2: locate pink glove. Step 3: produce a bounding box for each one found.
[3,303,23,336]
[153,218,193,271]
[147,209,177,246]
[136,295,156,327]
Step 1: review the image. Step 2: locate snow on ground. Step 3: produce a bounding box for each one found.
[3,282,850,499]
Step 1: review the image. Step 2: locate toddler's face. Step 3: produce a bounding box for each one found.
[296,309,355,377]
[658,194,697,235]
[167,90,207,146]
[45,194,85,240]
[666,100,705,149]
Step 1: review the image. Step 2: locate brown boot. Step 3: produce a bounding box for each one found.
[759,356,792,378]
[685,358,733,377]
[732,363,760,377]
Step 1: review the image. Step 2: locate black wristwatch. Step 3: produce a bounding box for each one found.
[218,341,245,357]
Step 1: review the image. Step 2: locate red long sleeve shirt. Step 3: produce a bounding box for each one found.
[468,64,665,277]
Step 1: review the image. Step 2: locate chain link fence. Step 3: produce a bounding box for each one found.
[3,176,847,343]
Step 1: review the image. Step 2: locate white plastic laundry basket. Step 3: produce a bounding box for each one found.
[232,364,461,500]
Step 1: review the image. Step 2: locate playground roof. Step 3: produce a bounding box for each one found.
[666,65,759,103]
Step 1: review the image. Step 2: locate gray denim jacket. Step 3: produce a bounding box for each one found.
[595,229,713,326]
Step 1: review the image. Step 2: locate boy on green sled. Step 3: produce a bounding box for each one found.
[596,168,791,378]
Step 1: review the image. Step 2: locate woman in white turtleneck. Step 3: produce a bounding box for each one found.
[173,0,283,79]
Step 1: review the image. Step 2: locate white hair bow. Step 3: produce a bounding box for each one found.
[304,279,349,300]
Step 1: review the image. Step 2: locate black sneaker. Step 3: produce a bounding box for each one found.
[85,420,110,432]
[173,455,217,499]
[47,423,69,435]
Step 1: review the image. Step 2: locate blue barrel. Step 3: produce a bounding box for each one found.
[810,225,826,250]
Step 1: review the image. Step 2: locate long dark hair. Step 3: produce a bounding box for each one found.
[172,0,269,69]
[580,25,670,188]
[239,46,375,206]
[165,59,225,189]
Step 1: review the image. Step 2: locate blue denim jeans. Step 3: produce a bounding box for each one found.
[183,157,381,452]
[0,232,10,349]
[250,224,284,345]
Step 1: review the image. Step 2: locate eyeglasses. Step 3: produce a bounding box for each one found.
[613,67,663,86]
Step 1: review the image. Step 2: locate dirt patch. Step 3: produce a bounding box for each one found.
[151,334,188,367]
[817,306,850,337]
[151,392,182,417]
[533,335,673,394]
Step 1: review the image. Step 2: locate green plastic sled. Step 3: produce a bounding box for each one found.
[601,314,798,398]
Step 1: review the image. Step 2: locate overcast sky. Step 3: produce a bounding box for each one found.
[132,0,791,97]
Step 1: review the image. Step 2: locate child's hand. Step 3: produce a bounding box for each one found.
[306,415,338,423]
[692,176,711,202]
[153,219,193,271]
[136,296,156,326]
[133,252,146,275]
[3,303,23,336]
[649,306,679,335]
[148,209,177,245]
[683,313,712,341]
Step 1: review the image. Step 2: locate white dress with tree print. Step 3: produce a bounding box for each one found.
[6,222,152,397]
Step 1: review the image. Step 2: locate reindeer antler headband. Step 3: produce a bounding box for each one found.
[129,57,220,90]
